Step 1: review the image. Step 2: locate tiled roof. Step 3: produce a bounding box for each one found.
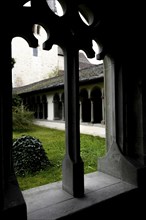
[13,63,103,95]
[58,49,93,69]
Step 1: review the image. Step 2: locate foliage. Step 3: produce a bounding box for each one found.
[48,67,60,78]
[13,106,34,131]
[12,94,22,107]
[12,135,51,176]
[12,94,34,131]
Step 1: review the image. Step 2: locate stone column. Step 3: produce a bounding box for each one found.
[91,100,94,123]
[0,38,27,218]
[98,55,146,187]
[62,48,84,198]
[47,96,50,120]
[53,100,56,120]
[62,101,65,121]
[101,88,105,124]
[80,101,83,123]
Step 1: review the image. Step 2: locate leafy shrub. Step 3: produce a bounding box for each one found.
[13,106,34,131]
[12,94,34,131]
[12,94,22,107]
[12,135,50,176]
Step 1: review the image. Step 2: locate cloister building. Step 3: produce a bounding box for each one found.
[13,59,105,125]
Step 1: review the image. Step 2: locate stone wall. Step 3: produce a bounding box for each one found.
[12,36,60,87]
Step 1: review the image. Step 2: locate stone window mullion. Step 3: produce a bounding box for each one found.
[62,48,84,198]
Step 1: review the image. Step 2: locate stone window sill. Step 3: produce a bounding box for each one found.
[22,171,137,219]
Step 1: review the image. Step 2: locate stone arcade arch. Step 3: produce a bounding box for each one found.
[61,92,65,120]
[53,93,62,120]
[29,96,35,113]
[36,96,42,119]
[27,94,48,119]
[42,95,48,119]
[79,87,103,123]
[90,87,102,123]
[80,89,91,122]
[23,94,48,120]
[1,1,146,219]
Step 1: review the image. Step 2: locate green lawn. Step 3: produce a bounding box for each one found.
[13,124,106,190]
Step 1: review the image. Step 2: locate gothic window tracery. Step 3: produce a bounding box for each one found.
[10,0,104,198]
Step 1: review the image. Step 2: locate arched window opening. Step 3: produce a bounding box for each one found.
[53,93,62,120]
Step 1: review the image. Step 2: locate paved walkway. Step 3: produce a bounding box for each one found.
[34,120,106,138]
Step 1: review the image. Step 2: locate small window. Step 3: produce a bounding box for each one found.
[33,47,38,56]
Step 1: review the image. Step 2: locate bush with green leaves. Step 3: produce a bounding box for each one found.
[13,106,34,131]
[12,94,22,107]
[12,135,50,176]
[12,94,34,131]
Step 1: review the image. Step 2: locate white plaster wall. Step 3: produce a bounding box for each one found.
[11,20,102,88]
[47,94,54,120]
[12,35,59,87]
[58,55,64,71]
